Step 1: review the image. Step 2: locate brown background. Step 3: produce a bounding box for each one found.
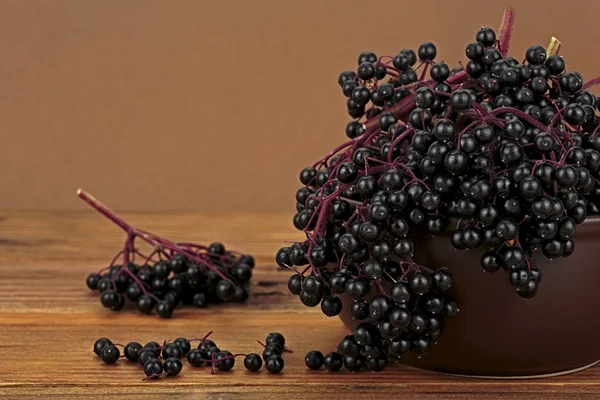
[1,0,600,212]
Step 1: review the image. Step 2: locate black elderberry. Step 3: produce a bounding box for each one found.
[86,273,101,290]
[563,239,575,257]
[300,291,322,307]
[94,337,112,356]
[156,300,174,318]
[124,341,143,362]
[338,335,361,357]
[338,70,356,87]
[321,295,343,317]
[450,90,472,111]
[408,208,425,225]
[409,272,432,295]
[358,221,379,242]
[265,355,284,374]
[482,48,502,66]
[545,54,565,75]
[213,350,235,372]
[465,41,484,60]
[164,357,183,376]
[378,320,401,340]
[501,245,526,270]
[542,239,564,259]
[344,355,365,372]
[525,45,546,65]
[187,349,204,367]
[345,121,365,139]
[357,62,376,80]
[342,80,359,97]
[393,53,411,70]
[430,62,450,81]
[476,27,496,46]
[162,343,183,360]
[323,352,344,372]
[137,349,156,367]
[564,104,586,126]
[559,71,583,93]
[171,338,191,356]
[101,344,120,364]
[414,87,436,109]
[409,108,433,128]
[400,69,418,85]
[358,51,377,65]
[368,295,392,322]
[303,276,325,297]
[216,280,235,301]
[241,353,262,372]
[418,41,437,61]
[466,60,485,78]
[286,274,302,295]
[432,270,452,291]
[392,238,414,258]
[305,350,324,370]
[96,277,111,293]
[144,358,164,377]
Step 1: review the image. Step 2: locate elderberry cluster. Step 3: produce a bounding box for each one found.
[86,243,254,318]
[93,337,186,378]
[278,16,600,369]
[303,270,457,372]
[93,332,287,379]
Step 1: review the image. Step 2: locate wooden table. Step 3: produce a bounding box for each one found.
[1,211,599,399]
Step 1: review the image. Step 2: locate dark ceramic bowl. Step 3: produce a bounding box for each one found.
[338,216,600,378]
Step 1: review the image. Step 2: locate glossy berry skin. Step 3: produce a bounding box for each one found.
[164,357,183,376]
[366,354,388,372]
[476,27,496,46]
[187,349,204,367]
[156,301,174,319]
[144,358,164,377]
[338,335,361,357]
[321,296,343,317]
[409,272,432,295]
[174,338,191,356]
[215,351,235,372]
[93,337,112,356]
[525,45,546,65]
[305,350,324,370]
[216,281,235,301]
[101,344,120,364]
[162,343,183,359]
[323,352,344,372]
[86,273,101,290]
[418,42,437,61]
[262,343,283,360]
[137,295,155,314]
[124,341,143,362]
[287,274,303,295]
[344,355,366,372]
[244,353,263,372]
[265,355,284,374]
[450,90,472,111]
[137,349,157,367]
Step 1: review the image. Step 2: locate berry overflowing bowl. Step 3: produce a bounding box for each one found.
[277,8,600,377]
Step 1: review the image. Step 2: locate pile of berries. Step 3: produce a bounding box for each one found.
[93,332,288,379]
[278,9,600,371]
[81,190,254,318]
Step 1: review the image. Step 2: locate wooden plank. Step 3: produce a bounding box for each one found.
[0,211,599,399]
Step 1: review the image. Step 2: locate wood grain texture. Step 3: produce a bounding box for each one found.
[1,211,599,399]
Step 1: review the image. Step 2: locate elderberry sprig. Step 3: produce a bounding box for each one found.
[93,332,288,380]
[81,190,255,318]
[279,7,600,372]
